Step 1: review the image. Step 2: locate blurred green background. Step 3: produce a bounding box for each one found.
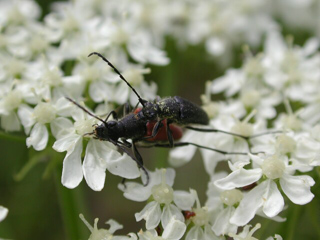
[0,0,319,240]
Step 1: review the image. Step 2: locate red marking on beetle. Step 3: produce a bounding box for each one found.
[134,108,183,141]
[134,108,142,114]
[183,211,196,219]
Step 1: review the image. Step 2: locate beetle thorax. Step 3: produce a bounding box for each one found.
[142,102,158,119]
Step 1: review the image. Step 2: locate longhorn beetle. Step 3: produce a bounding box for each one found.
[67,52,279,184]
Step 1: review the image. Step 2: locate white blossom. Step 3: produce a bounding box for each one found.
[119,169,184,230]
[52,105,140,190]
[138,217,186,240]
[215,153,315,226]
[79,214,136,240]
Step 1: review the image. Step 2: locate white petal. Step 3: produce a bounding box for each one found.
[206,37,226,56]
[212,207,237,236]
[135,201,161,230]
[161,204,184,229]
[164,168,176,187]
[53,134,80,152]
[61,137,83,189]
[173,190,195,210]
[106,151,140,179]
[214,168,262,190]
[119,168,175,202]
[119,182,152,202]
[26,123,48,151]
[18,104,35,134]
[169,131,197,167]
[50,117,74,139]
[263,181,284,217]
[302,37,319,56]
[230,181,268,226]
[1,111,21,132]
[201,149,220,175]
[185,226,204,240]
[0,206,8,222]
[280,173,315,205]
[112,83,129,105]
[162,218,186,240]
[83,140,107,191]
[55,97,74,117]
[89,81,110,103]
[105,219,123,234]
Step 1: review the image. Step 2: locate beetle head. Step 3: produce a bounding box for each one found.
[94,121,118,141]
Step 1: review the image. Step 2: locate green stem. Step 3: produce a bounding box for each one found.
[54,163,85,240]
[0,130,25,142]
[306,196,320,237]
[286,205,302,240]
[14,152,44,181]
[256,219,272,239]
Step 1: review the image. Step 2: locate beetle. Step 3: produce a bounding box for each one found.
[67,52,272,184]
[87,52,251,145]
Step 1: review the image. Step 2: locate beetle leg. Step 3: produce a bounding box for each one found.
[104,110,118,121]
[121,138,132,148]
[121,178,127,189]
[166,120,174,147]
[133,101,140,112]
[132,141,150,185]
[152,120,163,137]
[123,102,131,116]
[132,141,144,166]
[137,141,250,155]
[110,139,150,185]
[186,126,283,140]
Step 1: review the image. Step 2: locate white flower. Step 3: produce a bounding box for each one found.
[52,105,140,190]
[0,0,41,27]
[263,32,320,100]
[138,217,186,240]
[211,189,243,237]
[215,154,315,226]
[24,57,85,101]
[79,214,136,240]
[252,132,320,171]
[0,87,22,131]
[119,168,184,230]
[18,97,73,151]
[181,189,220,240]
[127,30,170,66]
[228,223,261,240]
[266,234,283,240]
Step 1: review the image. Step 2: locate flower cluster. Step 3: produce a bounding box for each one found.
[168,31,319,237]
[0,0,171,190]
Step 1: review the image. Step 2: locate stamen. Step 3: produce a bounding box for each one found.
[284,98,293,115]
[243,109,257,123]
[79,214,94,232]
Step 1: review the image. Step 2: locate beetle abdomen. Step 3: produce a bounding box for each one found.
[173,96,209,125]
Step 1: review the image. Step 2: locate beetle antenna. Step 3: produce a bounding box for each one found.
[88,52,146,107]
[65,97,106,124]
